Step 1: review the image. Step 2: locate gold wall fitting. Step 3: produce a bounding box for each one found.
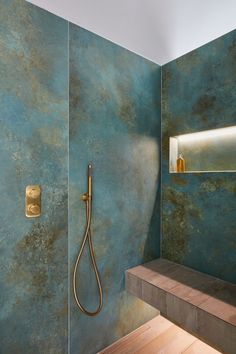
[25,185,41,218]
[80,193,91,202]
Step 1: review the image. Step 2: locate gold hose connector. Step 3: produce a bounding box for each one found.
[72,164,103,316]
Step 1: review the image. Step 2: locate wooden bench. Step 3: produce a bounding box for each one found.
[126,258,236,354]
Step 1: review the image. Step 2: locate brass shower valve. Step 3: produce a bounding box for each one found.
[25,185,41,217]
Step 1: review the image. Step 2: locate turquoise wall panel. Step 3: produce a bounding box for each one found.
[162,30,236,283]
[0,1,68,352]
[69,24,161,354]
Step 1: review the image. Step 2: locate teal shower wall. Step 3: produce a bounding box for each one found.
[162,30,236,283]
[69,25,161,354]
[2,1,235,353]
[0,1,68,352]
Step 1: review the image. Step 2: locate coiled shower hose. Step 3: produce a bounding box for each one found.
[72,165,103,316]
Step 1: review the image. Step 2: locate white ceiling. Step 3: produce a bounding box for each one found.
[27,0,236,65]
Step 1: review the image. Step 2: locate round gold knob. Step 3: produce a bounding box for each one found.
[28,203,40,215]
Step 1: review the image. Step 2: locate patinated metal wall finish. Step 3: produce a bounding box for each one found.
[0,1,68,352]
[69,25,161,354]
[162,30,236,283]
[3,1,234,353]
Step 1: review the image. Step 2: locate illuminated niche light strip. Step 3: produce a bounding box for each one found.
[175,125,236,143]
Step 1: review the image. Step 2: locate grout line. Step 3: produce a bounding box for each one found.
[67,20,70,354]
[181,339,199,354]
[160,65,163,258]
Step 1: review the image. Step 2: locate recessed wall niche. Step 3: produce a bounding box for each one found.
[169,126,236,173]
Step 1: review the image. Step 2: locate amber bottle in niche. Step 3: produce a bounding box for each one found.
[177,154,186,173]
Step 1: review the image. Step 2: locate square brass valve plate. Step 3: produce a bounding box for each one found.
[25,185,41,218]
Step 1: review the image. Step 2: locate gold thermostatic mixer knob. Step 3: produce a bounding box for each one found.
[27,187,40,199]
[28,203,40,215]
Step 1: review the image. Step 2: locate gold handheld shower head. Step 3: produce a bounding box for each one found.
[80,164,92,202]
[88,164,92,199]
[88,163,92,176]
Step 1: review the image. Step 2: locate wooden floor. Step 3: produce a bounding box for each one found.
[98,315,221,354]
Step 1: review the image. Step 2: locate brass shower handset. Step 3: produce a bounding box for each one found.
[73,164,103,316]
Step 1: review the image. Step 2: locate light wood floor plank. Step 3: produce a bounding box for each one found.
[183,339,221,354]
[98,315,222,354]
[136,325,196,354]
[99,316,173,354]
